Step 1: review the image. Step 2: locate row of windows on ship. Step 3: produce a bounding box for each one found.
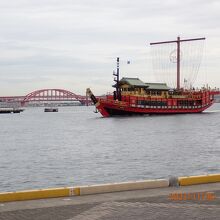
[121,88,202,98]
[136,100,203,106]
[121,88,163,96]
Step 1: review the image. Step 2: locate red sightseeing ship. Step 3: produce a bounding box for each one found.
[87,37,217,117]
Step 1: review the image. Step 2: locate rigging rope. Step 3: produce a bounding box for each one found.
[150,39,205,89]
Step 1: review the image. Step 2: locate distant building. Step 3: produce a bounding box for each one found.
[214,94,220,103]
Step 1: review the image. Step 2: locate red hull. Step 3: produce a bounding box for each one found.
[87,87,218,117]
[95,99,214,117]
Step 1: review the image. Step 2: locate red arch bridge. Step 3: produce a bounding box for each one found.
[0,89,93,106]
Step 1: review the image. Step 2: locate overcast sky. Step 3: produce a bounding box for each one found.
[0,0,219,95]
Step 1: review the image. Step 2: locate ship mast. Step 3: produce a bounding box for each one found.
[150,37,205,90]
[113,57,121,100]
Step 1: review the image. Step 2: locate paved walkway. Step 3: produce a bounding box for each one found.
[0,183,219,220]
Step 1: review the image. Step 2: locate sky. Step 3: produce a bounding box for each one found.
[0,0,220,96]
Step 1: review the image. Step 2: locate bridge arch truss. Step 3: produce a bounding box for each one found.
[21,89,88,105]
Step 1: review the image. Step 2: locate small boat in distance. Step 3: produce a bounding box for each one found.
[87,37,219,117]
[44,108,58,112]
[0,108,24,114]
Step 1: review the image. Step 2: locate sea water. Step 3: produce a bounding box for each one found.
[0,104,219,191]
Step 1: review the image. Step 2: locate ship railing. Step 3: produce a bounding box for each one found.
[100,98,129,107]
[106,92,113,95]
[210,88,220,95]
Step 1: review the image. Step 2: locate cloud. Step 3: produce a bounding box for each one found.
[0,0,219,95]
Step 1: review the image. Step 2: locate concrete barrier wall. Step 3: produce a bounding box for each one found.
[178,174,220,186]
[0,179,168,202]
[79,179,169,195]
[1,174,220,202]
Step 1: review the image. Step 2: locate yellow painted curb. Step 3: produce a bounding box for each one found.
[178,174,220,186]
[0,187,80,203]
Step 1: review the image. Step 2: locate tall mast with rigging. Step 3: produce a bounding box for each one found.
[113,57,121,100]
[150,37,205,90]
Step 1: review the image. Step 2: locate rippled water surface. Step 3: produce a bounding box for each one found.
[0,104,220,191]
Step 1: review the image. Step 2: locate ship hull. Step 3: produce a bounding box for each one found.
[95,100,214,117]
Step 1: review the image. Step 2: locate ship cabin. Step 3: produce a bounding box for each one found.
[114,77,170,98]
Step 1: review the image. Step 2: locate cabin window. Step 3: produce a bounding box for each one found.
[156,91,162,95]
[128,88,134,92]
[149,91,161,96]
